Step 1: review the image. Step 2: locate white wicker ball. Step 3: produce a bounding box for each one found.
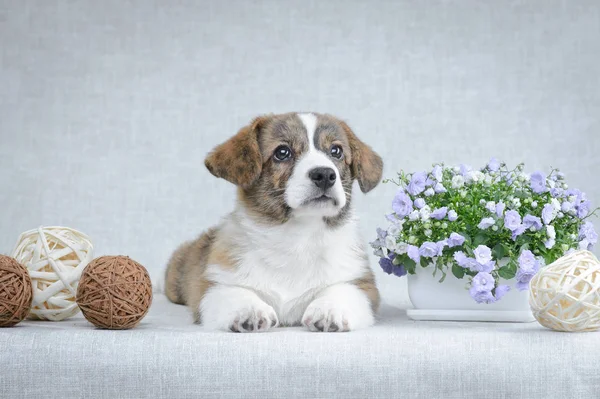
[529,250,600,332]
[11,226,94,321]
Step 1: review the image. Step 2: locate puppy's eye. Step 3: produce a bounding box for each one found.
[274,145,292,161]
[330,144,343,159]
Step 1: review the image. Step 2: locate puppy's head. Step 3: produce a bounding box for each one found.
[205,113,383,224]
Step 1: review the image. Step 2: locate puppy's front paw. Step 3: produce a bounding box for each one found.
[229,305,279,333]
[302,304,351,332]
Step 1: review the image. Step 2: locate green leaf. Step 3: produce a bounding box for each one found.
[492,243,505,260]
[420,258,429,268]
[497,261,517,280]
[537,242,547,255]
[452,263,465,279]
[473,233,488,247]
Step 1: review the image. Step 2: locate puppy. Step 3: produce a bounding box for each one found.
[165,112,383,332]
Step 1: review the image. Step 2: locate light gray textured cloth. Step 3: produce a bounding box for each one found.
[1,294,598,399]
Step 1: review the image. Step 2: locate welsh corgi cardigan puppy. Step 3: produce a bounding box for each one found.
[165,112,383,332]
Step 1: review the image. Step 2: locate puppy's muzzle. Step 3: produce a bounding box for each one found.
[309,167,336,190]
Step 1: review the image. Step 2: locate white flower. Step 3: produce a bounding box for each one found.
[396,242,409,255]
[548,179,556,189]
[468,171,485,182]
[551,198,561,211]
[420,206,431,221]
[531,201,538,208]
[409,210,420,221]
[385,235,398,252]
[433,165,443,181]
[546,225,556,239]
[424,229,432,237]
[424,187,435,197]
[485,201,496,212]
[518,172,529,182]
[453,166,460,173]
[557,212,564,218]
[451,175,465,189]
[388,224,402,237]
[460,191,467,198]
[568,208,577,216]
[545,239,556,249]
[484,175,493,186]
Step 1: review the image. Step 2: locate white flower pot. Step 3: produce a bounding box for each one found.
[406,265,535,322]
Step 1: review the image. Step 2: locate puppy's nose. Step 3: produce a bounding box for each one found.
[309,167,336,190]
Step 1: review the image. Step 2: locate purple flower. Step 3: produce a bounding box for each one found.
[561,202,573,213]
[379,257,394,274]
[424,177,435,187]
[407,245,420,264]
[530,171,547,194]
[376,228,387,240]
[469,287,496,304]
[453,251,469,268]
[579,221,598,245]
[436,240,447,256]
[432,165,443,181]
[550,187,564,198]
[460,164,472,176]
[431,207,448,220]
[447,233,465,248]
[518,250,540,273]
[472,272,495,291]
[577,200,591,218]
[542,204,555,225]
[494,285,510,300]
[487,158,500,172]
[419,242,439,258]
[504,210,522,231]
[434,182,447,193]
[392,265,407,277]
[413,198,426,209]
[407,172,427,196]
[516,269,537,291]
[385,213,398,223]
[473,245,492,265]
[523,215,542,231]
[478,217,495,229]
[448,210,458,221]
[392,190,413,218]
[496,202,505,218]
[511,225,527,240]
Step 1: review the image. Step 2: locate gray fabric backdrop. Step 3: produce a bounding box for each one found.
[1,0,599,307]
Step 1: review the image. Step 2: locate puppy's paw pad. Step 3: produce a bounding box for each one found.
[302,305,350,332]
[228,306,278,333]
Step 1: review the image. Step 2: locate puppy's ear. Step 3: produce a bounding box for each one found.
[341,121,383,193]
[204,116,268,188]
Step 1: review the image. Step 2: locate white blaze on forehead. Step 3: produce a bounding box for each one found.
[283,113,347,213]
[298,113,318,149]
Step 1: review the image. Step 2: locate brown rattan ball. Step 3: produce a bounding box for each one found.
[0,255,33,327]
[76,255,152,330]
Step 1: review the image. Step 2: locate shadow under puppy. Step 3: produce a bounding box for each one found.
[165,112,383,332]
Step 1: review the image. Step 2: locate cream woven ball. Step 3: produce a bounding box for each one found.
[11,226,94,321]
[529,250,600,332]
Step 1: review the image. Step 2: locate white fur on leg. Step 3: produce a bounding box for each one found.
[302,283,374,332]
[200,285,279,332]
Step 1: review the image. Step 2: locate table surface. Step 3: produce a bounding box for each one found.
[1,295,598,399]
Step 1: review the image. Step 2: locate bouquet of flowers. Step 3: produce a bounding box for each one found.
[370,158,598,304]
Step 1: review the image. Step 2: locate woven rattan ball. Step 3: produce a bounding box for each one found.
[0,255,33,327]
[76,256,152,330]
[529,250,600,332]
[11,226,94,321]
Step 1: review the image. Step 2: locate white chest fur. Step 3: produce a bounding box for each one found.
[205,209,368,324]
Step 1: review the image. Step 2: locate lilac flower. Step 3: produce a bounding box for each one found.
[561,202,573,213]
[478,217,495,230]
[577,200,591,218]
[550,187,564,198]
[460,164,472,176]
[472,272,495,291]
[530,171,547,194]
[392,190,413,218]
[385,213,399,223]
[485,202,496,213]
[413,198,426,209]
[447,232,465,248]
[487,158,500,172]
[392,265,407,277]
[469,287,496,304]
[453,251,469,268]
[407,245,420,264]
[435,240,447,256]
[579,221,598,248]
[424,188,435,197]
[379,257,394,274]
[523,215,542,231]
[471,260,495,273]
[496,202,505,218]
[516,269,536,291]
[431,207,448,220]
[542,204,555,225]
[511,225,527,240]
[473,245,492,265]
[448,210,458,222]
[434,182,447,193]
[504,210,522,231]
[419,242,439,258]
[432,165,443,181]
[518,250,540,273]
[407,172,427,196]
[376,228,387,240]
[494,285,510,300]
